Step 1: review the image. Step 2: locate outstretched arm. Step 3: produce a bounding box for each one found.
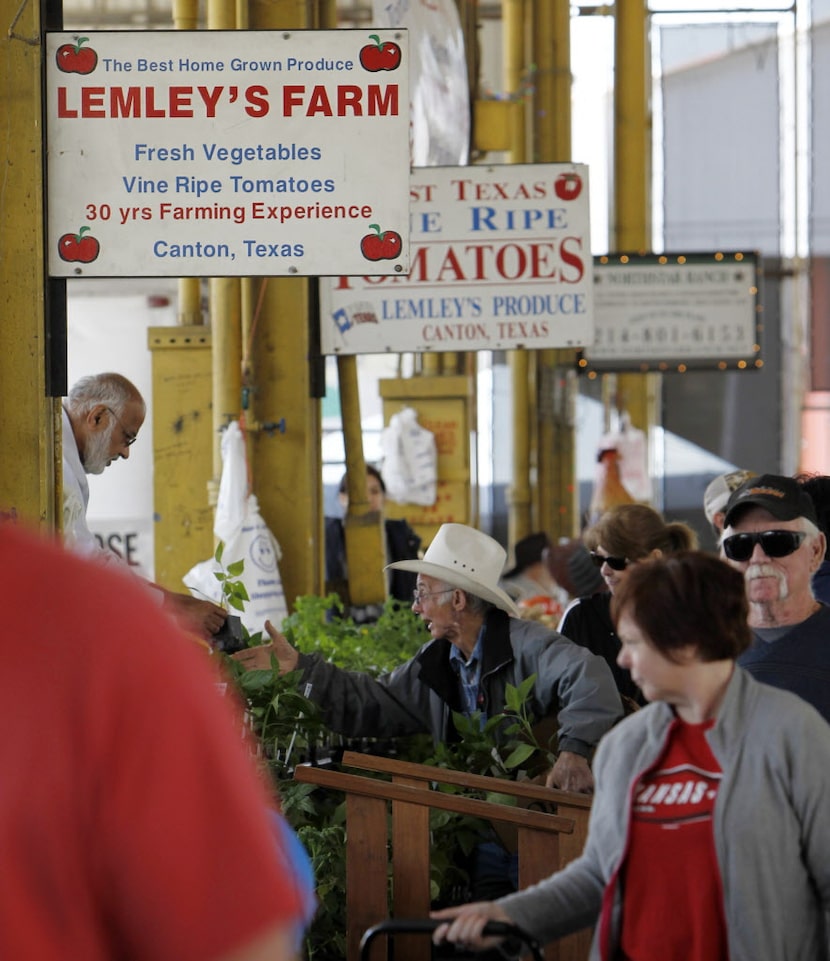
[231,620,299,673]
[160,588,228,639]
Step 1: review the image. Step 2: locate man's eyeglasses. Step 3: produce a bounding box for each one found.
[721,530,807,563]
[106,407,138,447]
[589,552,628,571]
[412,588,454,605]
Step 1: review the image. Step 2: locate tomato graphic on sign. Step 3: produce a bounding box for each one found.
[360,224,402,262]
[554,172,583,202]
[359,34,402,72]
[58,226,100,264]
[55,36,98,74]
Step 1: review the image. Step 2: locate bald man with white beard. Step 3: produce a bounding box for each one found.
[720,473,830,724]
[62,372,228,641]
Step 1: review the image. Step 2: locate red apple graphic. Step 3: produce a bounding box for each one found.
[554,172,583,202]
[58,226,100,264]
[360,224,402,261]
[56,37,98,74]
[359,34,402,72]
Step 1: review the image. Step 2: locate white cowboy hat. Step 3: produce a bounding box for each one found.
[386,523,520,616]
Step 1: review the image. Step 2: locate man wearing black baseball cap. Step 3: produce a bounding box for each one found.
[720,473,830,723]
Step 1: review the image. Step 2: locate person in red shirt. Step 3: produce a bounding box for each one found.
[0,521,309,961]
[430,551,830,961]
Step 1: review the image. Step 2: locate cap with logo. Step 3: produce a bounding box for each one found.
[723,473,818,529]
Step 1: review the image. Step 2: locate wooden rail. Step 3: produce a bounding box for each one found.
[294,753,592,961]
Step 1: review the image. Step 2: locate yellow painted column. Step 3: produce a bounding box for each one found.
[1,0,57,527]
[613,0,659,469]
[614,0,650,252]
[148,326,215,590]
[173,0,203,330]
[503,0,534,548]
[338,356,386,606]
[246,0,324,608]
[533,0,579,540]
[206,0,243,486]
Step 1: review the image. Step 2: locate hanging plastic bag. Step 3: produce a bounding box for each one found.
[381,407,437,506]
[184,421,288,636]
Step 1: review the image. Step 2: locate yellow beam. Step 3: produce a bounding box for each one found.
[1,0,56,528]
[534,0,578,540]
[503,0,527,165]
[614,0,650,251]
[613,0,659,447]
[209,278,242,481]
[148,326,215,590]
[245,0,324,609]
[502,0,534,543]
[339,356,386,606]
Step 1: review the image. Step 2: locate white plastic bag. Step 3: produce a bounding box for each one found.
[214,421,249,544]
[184,421,288,635]
[381,407,437,506]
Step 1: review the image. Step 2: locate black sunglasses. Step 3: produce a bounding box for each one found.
[589,551,628,571]
[721,530,807,563]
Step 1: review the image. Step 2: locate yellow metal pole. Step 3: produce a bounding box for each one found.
[208,279,242,481]
[503,0,533,547]
[245,0,325,607]
[503,0,527,164]
[206,0,242,485]
[172,0,199,28]
[613,0,659,472]
[338,356,387,605]
[533,0,578,540]
[614,0,649,252]
[1,0,57,527]
[173,0,203,328]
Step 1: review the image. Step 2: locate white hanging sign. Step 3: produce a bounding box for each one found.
[45,30,410,278]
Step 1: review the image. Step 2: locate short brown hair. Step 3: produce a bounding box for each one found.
[584,503,697,561]
[611,551,750,662]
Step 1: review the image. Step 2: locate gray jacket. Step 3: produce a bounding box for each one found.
[499,667,830,960]
[295,608,623,757]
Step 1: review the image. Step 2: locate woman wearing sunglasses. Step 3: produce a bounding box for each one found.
[559,504,697,705]
[431,552,830,961]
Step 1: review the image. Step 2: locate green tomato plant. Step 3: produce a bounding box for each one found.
[222,582,556,961]
[212,540,250,612]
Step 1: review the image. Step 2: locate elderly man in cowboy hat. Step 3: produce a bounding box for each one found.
[238,523,623,793]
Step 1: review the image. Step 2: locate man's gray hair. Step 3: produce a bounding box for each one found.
[432,583,494,617]
[800,517,821,540]
[67,373,144,416]
[461,591,494,617]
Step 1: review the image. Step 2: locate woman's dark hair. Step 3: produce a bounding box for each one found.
[338,464,386,496]
[611,551,750,662]
[583,503,697,561]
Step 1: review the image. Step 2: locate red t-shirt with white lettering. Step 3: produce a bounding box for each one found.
[618,717,729,961]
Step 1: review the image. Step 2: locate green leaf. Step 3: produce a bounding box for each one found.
[214,541,224,564]
[226,559,245,577]
[231,582,250,602]
[503,742,538,769]
[227,594,246,611]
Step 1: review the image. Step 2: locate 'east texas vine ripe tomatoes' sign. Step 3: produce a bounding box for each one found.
[319,163,594,354]
[45,30,410,278]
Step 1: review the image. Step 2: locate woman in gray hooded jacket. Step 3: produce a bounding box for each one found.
[432,551,830,961]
